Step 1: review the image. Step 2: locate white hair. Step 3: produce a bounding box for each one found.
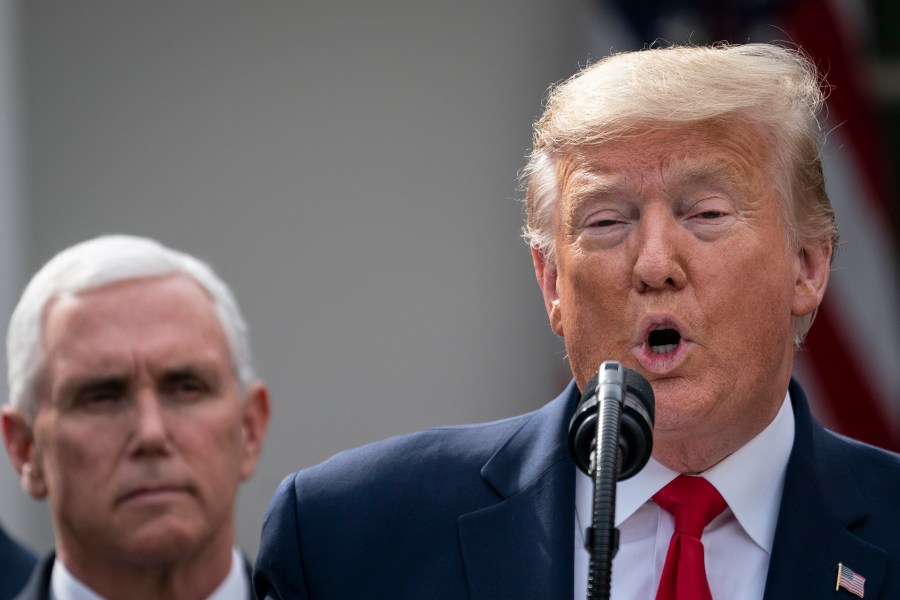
[6,234,256,419]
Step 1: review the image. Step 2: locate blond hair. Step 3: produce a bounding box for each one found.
[521,43,839,342]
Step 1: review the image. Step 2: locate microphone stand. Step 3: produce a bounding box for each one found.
[585,370,623,600]
[570,361,654,600]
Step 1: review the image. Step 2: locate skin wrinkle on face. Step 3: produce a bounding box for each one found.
[535,119,828,473]
[9,274,270,596]
[563,153,769,239]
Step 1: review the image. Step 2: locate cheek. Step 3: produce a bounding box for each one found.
[39,426,119,504]
[201,424,248,501]
[700,244,796,351]
[559,255,630,328]
[560,245,624,297]
[185,409,247,475]
[557,257,634,383]
[728,241,794,309]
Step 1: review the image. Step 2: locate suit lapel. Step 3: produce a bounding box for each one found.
[457,382,579,600]
[243,552,255,600]
[763,381,888,599]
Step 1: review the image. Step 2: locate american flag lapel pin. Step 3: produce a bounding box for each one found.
[836,562,866,598]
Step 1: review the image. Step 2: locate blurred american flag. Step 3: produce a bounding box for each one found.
[582,0,900,450]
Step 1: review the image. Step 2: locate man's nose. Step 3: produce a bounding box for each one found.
[130,390,170,455]
[631,211,687,293]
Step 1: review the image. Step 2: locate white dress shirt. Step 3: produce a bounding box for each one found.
[51,546,249,600]
[574,391,795,600]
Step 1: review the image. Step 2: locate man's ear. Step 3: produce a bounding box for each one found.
[1,406,48,499]
[238,382,270,481]
[792,238,832,319]
[531,247,564,336]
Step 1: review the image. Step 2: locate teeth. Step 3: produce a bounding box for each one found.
[650,343,677,354]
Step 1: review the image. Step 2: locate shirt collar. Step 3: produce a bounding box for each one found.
[50,558,103,600]
[208,547,249,600]
[51,547,248,600]
[578,390,794,554]
[704,391,794,553]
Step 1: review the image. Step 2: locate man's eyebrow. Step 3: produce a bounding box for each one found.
[157,363,222,384]
[665,157,745,188]
[56,375,127,400]
[558,170,630,223]
[573,178,625,199]
[159,366,209,380]
[563,171,627,209]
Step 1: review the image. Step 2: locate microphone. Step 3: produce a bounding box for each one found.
[569,361,656,599]
[568,361,655,480]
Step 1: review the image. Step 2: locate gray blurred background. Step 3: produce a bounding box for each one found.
[1,0,897,559]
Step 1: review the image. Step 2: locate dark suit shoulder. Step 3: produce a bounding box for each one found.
[291,410,536,507]
[9,552,51,600]
[255,384,580,599]
[257,414,536,600]
[820,426,900,469]
[816,426,900,522]
[0,526,38,600]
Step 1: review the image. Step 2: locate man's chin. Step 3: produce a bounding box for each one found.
[650,390,719,435]
[115,519,207,565]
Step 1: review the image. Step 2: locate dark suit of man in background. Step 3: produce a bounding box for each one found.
[254,44,900,599]
[2,235,270,600]
[0,523,36,600]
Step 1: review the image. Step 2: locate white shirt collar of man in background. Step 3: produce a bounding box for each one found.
[575,390,795,599]
[50,547,249,600]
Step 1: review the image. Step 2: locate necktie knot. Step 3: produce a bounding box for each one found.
[653,475,726,537]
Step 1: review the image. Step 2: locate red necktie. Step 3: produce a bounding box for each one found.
[653,475,727,600]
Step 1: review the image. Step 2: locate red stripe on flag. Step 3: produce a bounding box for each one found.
[783,0,896,227]
[780,0,899,451]
[837,563,866,598]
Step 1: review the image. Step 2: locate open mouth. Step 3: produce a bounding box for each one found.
[648,327,681,353]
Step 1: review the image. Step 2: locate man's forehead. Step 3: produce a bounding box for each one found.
[44,275,212,325]
[41,276,226,363]
[557,125,772,200]
[563,154,747,189]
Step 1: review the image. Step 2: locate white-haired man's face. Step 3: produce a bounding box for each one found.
[532,120,830,472]
[2,274,269,582]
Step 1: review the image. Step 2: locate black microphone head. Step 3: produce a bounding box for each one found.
[567,364,655,480]
[567,371,600,476]
[618,368,655,480]
[624,368,654,418]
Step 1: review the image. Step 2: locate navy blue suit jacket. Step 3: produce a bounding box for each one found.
[254,379,900,599]
[0,524,36,600]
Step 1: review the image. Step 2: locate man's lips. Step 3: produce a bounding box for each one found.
[116,484,192,506]
[632,315,692,373]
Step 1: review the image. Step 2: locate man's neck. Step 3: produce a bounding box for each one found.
[652,395,784,473]
[55,540,235,600]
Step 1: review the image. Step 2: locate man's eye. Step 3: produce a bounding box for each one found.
[76,390,123,409]
[87,393,117,403]
[589,218,622,228]
[167,379,208,401]
[697,210,725,219]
